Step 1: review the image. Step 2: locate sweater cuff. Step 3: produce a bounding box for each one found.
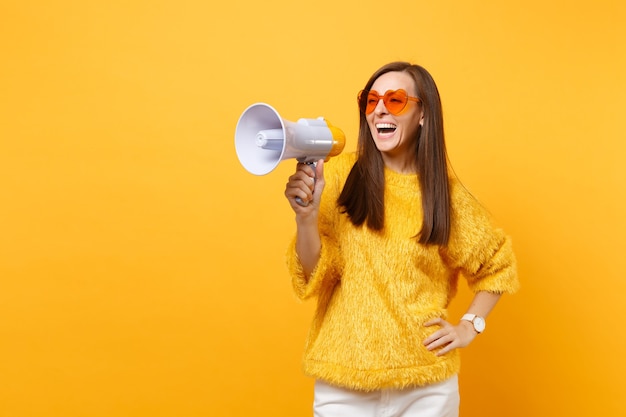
[286,237,337,300]
[466,236,520,294]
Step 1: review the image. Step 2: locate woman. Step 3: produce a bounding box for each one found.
[284,62,519,417]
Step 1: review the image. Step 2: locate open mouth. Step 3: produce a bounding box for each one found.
[376,123,397,134]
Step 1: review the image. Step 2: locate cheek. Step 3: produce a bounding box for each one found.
[398,119,421,142]
[400,112,421,133]
[405,121,420,137]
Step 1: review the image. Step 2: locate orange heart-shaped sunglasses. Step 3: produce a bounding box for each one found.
[357,89,421,115]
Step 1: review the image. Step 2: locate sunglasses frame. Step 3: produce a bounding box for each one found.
[358,89,421,115]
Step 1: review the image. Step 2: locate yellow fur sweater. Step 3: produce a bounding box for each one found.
[286,152,519,391]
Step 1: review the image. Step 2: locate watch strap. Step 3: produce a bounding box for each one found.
[461,313,477,322]
[461,313,485,333]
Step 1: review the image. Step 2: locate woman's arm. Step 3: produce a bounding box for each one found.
[285,160,325,278]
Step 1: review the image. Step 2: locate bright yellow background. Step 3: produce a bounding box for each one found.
[1,0,624,416]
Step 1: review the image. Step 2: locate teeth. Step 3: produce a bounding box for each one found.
[376,123,397,129]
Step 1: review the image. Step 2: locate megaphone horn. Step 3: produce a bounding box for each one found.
[235,103,346,176]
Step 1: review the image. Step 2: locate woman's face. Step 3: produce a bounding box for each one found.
[367,71,423,172]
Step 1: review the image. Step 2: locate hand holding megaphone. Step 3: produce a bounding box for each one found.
[284,159,325,209]
[234,103,345,206]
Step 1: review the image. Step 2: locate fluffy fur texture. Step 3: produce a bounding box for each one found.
[286,152,519,392]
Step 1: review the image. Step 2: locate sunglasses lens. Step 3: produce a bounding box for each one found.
[384,90,408,115]
[366,92,380,114]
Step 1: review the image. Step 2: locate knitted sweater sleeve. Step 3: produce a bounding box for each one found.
[285,154,350,300]
[441,180,520,294]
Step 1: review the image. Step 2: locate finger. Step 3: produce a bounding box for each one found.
[424,333,452,351]
[290,173,315,193]
[423,329,445,345]
[285,181,313,206]
[426,317,454,328]
[287,188,311,207]
[435,339,459,356]
[285,173,313,202]
[298,160,324,205]
[297,161,317,179]
[289,168,316,188]
[424,318,444,327]
[426,327,461,349]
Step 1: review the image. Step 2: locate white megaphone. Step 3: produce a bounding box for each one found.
[235,103,346,177]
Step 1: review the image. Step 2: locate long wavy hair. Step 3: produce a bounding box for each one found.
[337,62,451,245]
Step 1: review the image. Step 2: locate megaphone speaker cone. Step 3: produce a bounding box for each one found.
[234,102,346,175]
[235,103,285,176]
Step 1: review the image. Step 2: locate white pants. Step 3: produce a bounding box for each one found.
[313,375,459,417]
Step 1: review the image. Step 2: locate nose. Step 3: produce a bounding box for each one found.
[373,98,388,115]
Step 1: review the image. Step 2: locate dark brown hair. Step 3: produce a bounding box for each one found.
[337,62,451,245]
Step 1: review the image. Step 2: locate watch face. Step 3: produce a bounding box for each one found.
[474,317,486,332]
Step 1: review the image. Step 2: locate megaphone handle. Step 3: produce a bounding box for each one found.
[295,161,316,207]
